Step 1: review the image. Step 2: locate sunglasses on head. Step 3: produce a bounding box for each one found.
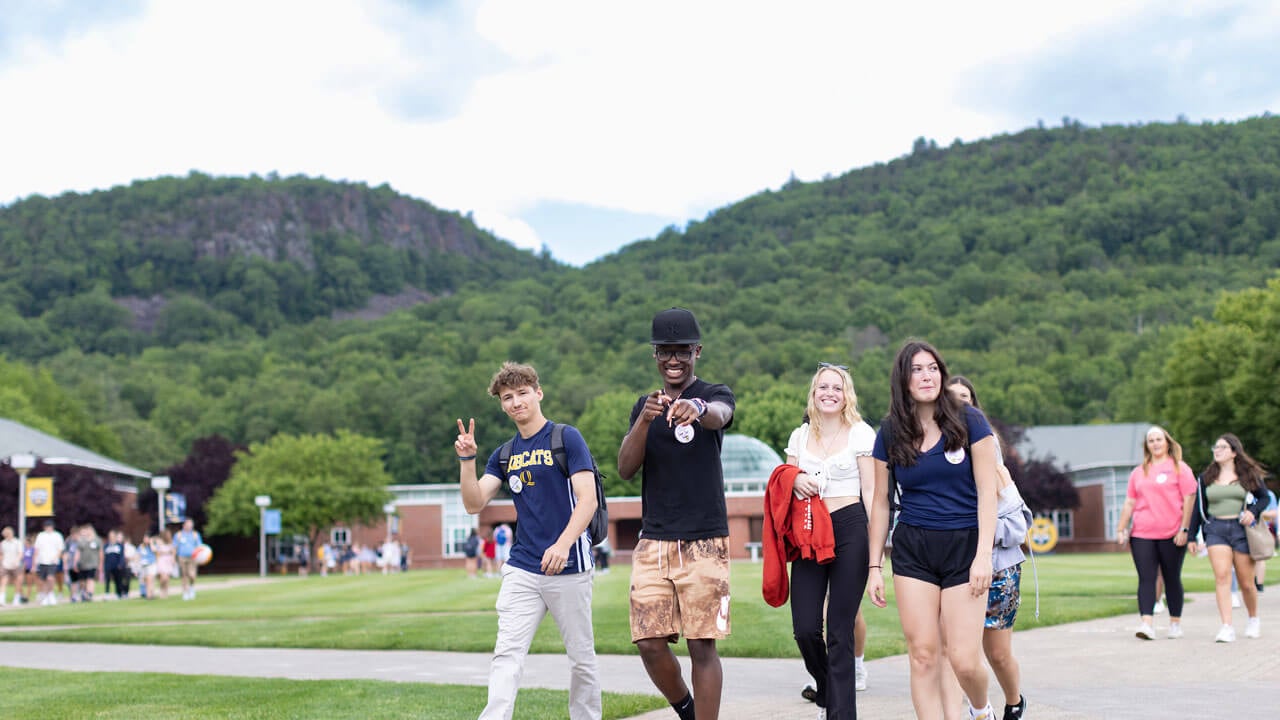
[817,362,849,371]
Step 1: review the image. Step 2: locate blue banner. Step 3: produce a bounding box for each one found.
[164,493,187,524]
[264,509,282,535]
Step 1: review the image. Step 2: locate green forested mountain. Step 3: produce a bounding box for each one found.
[0,173,556,355]
[4,116,1279,489]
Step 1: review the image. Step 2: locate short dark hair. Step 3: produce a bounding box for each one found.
[488,362,540,396]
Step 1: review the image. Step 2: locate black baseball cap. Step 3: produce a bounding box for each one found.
[650,307,701,345]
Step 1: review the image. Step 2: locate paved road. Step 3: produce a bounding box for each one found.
[0,589,1275,718]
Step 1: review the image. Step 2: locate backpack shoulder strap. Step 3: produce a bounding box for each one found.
[549,422,570,478]
[498,434,518,475]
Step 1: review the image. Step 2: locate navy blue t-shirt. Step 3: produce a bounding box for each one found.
[484,421,595,575]
[872,405,992,530]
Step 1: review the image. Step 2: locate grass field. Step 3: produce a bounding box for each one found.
[0,667,665,720]
[0,553,1216,718]
[0,552,1215,659]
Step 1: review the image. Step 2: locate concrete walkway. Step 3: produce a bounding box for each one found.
[0,589,1275,719]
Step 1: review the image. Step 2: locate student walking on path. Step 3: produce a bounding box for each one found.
[1187,432,1269,642]
[455,361,601,720]
[619,307,736,720]
[865,340,999,720]
[780,363,876,720]
[1114,425,1196,640]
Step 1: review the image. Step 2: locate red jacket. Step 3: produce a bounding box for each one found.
[762,463,835,607]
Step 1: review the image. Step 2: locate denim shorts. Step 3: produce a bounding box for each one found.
[1203,516,1250,555]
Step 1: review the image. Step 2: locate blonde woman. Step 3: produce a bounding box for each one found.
[785,363,876,720]
[1187,433,1269,641]
[1115,426,1196,640]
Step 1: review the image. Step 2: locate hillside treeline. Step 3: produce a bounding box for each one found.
[3,116,1279,489]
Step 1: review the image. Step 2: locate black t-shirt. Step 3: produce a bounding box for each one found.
[629,378,735,540]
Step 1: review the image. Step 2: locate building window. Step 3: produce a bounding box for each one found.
[1049,510,1073,540]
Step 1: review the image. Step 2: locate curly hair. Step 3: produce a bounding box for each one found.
[487,362,540,396]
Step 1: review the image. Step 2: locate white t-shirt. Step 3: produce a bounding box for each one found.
[33,530,65,566]
[785,421,877,498]
[0,537,22,570]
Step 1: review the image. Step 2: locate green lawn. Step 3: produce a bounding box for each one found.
[0,553,1213,719]
[0,553,1215,660]
[0,667,665,720]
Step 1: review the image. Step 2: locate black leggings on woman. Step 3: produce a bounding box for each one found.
[790,502,869,720]
[1129,536,1186,616]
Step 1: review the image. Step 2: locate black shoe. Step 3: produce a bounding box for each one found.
[1003,695,1026,720]
[801,684,818,703]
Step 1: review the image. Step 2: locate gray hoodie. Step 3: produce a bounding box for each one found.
[992,482,1032,572]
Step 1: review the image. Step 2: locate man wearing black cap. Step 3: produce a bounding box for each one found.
[619,307,736,720]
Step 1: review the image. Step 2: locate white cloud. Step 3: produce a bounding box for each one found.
[1,0,1275,261]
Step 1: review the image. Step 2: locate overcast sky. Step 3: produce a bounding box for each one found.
[2,1,1277,266]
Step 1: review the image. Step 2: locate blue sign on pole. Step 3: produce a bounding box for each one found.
[165,493,187,525]
[263,509,282,535]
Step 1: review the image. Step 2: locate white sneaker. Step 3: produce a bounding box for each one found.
[855,664,868,692]
[1244,617,1261,639]
[1231,592,1242,608]
[1135,623,1155,640]
[970,703,995,720]
[1215,624,1236,643]
[1167,622,1183,639]
[816,709,827,720]
[1153,596,1165,614]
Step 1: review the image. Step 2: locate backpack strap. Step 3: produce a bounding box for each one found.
[498,434,518,475]
[549,422,571,479]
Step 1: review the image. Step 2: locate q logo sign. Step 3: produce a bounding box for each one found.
[1028,517,1059,553]
[30,487,49,506]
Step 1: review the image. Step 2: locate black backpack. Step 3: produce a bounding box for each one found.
[498,423,609,546]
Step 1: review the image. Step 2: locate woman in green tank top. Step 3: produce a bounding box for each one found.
[1187,433,1269,643]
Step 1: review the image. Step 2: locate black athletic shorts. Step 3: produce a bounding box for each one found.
[890,523,978,589]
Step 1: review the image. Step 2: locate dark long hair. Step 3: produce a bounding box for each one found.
[1201,432,1268,493]
[885,340,969,468]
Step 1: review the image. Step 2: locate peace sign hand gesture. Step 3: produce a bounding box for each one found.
[455,418,478,459]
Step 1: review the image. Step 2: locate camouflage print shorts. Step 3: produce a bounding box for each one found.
[984,564,1022,630]
[629,537,731,642]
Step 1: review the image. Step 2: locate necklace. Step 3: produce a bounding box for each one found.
[813,422,848,458]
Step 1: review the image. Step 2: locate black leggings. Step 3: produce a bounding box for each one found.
[1129,536,1186,617]
[790,502,869,720]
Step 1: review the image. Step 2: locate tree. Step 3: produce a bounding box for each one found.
[0,463,122,537]
[992,420,1079,514]
[733,382,806,457]
[137,435,242,530]
[204,431,393,551]
[574,390,640,497]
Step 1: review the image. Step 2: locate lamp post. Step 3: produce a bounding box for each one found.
[10,453,37,544]
[255,495,272,578]
[151,476,170,536]
[383,502,396,541]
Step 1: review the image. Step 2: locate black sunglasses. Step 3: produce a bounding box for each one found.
[817,362,849,371]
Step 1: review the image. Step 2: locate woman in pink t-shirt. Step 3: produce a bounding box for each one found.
[1115,426,1197,641]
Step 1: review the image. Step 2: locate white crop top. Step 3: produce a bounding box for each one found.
[784,421,877,498]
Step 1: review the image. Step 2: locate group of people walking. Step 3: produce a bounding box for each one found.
[1117,426,1273,643]
[767,343,1031,720]
[452,306,1273,720]
[0,519,204,606]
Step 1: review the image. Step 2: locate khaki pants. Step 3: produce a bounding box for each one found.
[479,564,600,720]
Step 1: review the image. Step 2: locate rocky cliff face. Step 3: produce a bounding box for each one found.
[136,184,495,268]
